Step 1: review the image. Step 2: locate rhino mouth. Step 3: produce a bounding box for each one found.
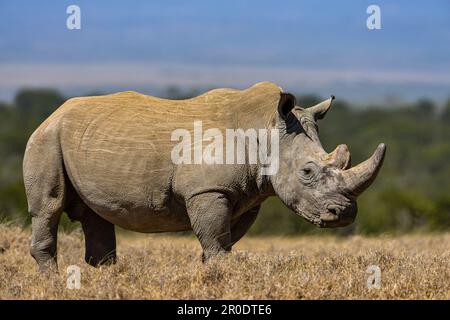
[318,202,357,228]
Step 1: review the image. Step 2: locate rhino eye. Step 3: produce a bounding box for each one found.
[300,162,318,183]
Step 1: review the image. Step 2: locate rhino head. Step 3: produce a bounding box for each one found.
[270,93,386,228]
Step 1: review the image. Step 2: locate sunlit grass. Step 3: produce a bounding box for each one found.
[0,224,448,299]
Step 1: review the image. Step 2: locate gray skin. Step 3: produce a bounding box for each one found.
[22,82,386,271]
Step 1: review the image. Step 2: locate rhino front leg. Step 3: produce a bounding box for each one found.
[81,208,116,267]
[229,205,260,248]
[186,192,232,262]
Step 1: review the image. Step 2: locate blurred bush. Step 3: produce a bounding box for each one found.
[0,88,449,234]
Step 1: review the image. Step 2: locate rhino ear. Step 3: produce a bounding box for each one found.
[278,93,297,120]
[308,95,335,121]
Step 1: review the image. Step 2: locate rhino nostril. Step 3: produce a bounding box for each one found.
[327,205,343,216]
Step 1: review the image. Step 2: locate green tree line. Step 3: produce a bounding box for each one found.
[1,88,449,234]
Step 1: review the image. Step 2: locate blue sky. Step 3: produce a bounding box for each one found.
[0,0,449,103]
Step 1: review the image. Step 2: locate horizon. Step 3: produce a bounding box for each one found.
[1,0,449,104]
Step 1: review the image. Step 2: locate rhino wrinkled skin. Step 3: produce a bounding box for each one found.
[23,82,386,271]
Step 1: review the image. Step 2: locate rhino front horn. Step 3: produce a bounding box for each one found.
[342,143,386,198]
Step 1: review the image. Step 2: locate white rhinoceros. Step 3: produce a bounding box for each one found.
[23,82,386,271]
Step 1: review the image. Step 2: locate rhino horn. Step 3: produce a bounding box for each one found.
[325,144,352,169]
[308,95,335,120]
[342,143,387,198]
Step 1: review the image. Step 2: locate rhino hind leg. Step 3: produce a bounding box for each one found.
[186,192,232,262]
[24,137,65,272]
[80,207,117,267]
[30,213,63,272]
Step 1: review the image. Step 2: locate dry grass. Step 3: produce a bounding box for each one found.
[0,224,449,299]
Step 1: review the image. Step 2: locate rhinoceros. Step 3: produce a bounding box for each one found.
[23,82,386,271]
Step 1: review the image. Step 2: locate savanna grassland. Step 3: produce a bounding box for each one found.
[0,224,448,300]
